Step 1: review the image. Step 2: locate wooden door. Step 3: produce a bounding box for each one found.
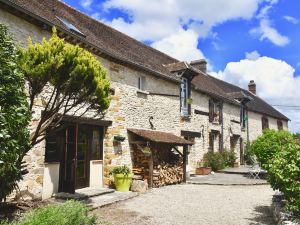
[75,125,90,189]
[60,125,76,193]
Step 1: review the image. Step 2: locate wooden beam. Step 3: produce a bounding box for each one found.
[130,141,147,145]
[149,148,154,188]
[183,146,187,183]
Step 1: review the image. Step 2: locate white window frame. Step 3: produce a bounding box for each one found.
[138,76,146,91]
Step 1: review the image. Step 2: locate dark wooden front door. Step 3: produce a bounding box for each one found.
[60,125,91,193]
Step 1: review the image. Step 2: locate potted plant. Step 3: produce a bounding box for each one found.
[110,165,133,192]
[113,135,126,142]
[142,146,151,156]
[195,160,212,175]
[187,98,193,105]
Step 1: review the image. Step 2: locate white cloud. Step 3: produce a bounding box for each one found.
[151,29,205,62]
[245,50,260,60]
[211,55,300,133]
[283,16,299,24]
[103,0,261,41]
[250,19,290,46]
[80,0,93,10]
[252,1,290,47]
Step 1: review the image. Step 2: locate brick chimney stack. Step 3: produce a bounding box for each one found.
[248,80,256,95]
[190,59,207,74]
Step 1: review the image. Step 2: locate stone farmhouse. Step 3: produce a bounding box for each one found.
[0,0,289,200]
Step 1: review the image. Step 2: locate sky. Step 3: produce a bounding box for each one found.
[62,0,300,133]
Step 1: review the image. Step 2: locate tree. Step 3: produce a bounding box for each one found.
[18,28,111,153]
[250,129,295,170]
[0,24,30,201]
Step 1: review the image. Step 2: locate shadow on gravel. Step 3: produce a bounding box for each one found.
[93,206,153,225]
[247,205,275,225]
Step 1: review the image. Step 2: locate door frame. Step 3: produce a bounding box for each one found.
[58,123,104,193]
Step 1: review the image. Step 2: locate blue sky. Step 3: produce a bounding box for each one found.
[63,0,300,132]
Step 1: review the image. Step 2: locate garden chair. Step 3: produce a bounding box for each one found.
[248,156,263,179]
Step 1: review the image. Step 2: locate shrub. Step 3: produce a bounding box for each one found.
[250,129,295,170]
[221,150,236,167]
[203,152,226,171]
[203,150,237,171]
[1,200,96,225]
[0,24,30,201]
[109,165,131,176]
[267,144,300,215]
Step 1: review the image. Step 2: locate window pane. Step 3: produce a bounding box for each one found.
[91,128,103,160]
[76,161,85,178]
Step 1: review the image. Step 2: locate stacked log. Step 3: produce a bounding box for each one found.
[132,147,150,182]
[153,160,183,187]
[131,143,183,187]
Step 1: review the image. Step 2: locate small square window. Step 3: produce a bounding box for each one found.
[138,76,146,91]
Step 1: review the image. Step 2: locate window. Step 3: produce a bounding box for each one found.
[240,107,247,129]
[277,120,283,130]
[45,124,104,163]
[262,116,269,130]
[209,132,220,152]
[209,100,222,124]
[45,128,65,163]
[57,17,85,37]
[138,76,146,91]
[180,77,191,117]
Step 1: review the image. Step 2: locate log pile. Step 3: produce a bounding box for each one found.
[152,161,183,187]
[131,143,183,188]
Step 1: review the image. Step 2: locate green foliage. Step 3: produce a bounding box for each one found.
[203,152,225,171]
[268,143,300,214]
[221,149,237,167]
[109,165,131,176]
[250,129,295,170]
[251,130,300,215]
[203,150,237,171]
[18,28,111,147]
[0,200,96,225]
[244,142,255,165]
[0,24,30,201]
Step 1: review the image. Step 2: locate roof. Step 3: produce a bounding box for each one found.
[1,0,179,82]
[206,75,289,121]
[0,0,289,121]
[128,128,193,146]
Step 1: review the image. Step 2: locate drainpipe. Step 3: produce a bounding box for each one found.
[221,102,224,151]
[246,109,250,143]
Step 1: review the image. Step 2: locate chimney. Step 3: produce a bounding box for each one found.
[190,59,207,74]
[248,80,256,95]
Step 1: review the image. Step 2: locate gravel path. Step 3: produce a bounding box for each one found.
[94,184,275,225]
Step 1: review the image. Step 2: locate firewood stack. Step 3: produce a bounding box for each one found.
[132,143,183,188]
[132,147,150,182]
[152,160,183,187]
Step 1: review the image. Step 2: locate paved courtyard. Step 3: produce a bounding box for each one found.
[93,184,275,225]
[188,173,268,185]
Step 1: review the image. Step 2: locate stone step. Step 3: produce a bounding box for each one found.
[86,191,139,210]
[54,187,115,200]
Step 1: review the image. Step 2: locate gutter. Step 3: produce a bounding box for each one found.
[0,0,181,84]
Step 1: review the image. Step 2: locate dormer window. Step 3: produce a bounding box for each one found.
[209,100,222,124]
[180,77,191,117]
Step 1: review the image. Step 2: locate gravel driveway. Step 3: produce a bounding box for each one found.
[94,184,275,225]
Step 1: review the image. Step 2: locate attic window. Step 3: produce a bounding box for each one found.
[57,17,85,37]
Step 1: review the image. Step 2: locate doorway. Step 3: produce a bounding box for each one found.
[58,124,103,193]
